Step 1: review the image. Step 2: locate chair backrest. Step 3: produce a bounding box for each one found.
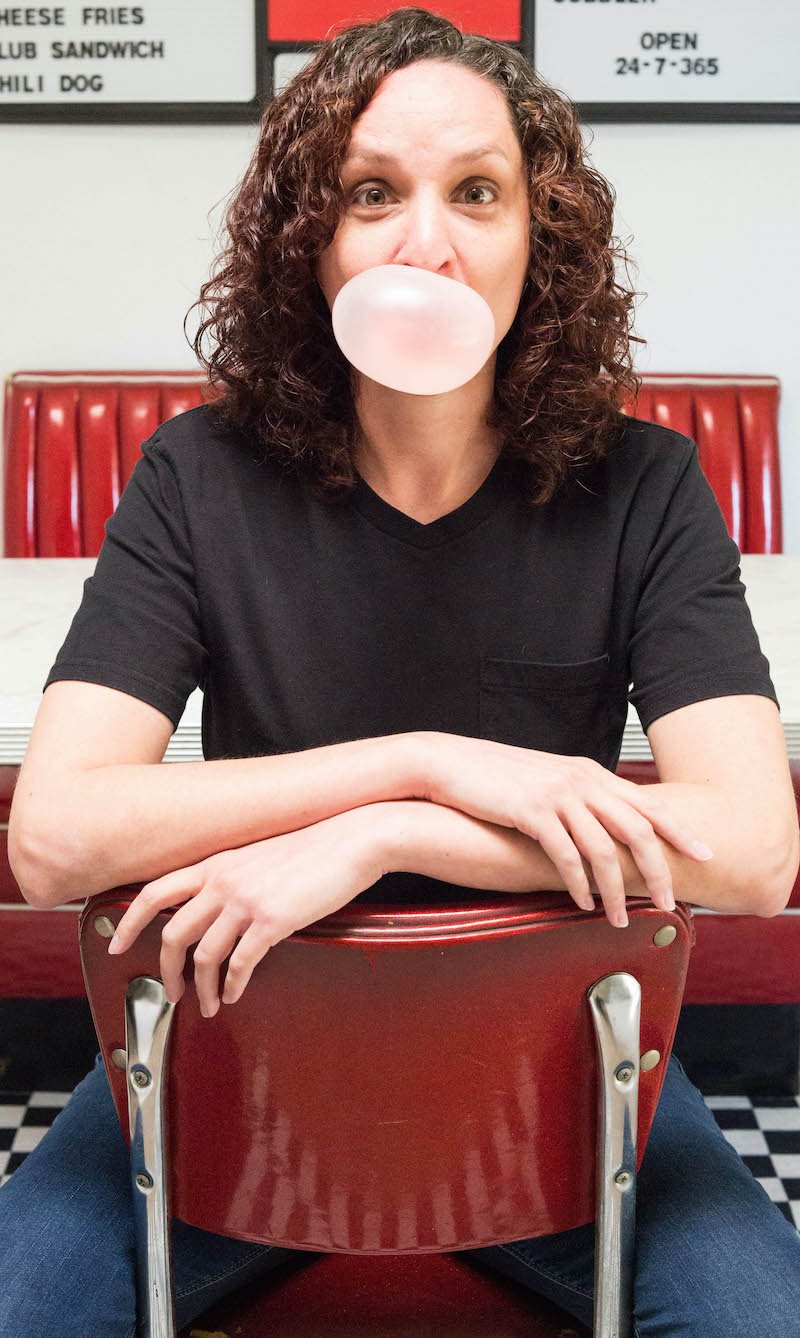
[4,369,782,557]
[79,886,693,1250]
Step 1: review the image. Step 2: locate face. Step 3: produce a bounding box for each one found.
[315,60,532,358]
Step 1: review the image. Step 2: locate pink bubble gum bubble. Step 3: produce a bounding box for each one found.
[331,264,496,395]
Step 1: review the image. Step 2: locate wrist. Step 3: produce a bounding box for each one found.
[327,802,407,883]
[365,799,562,892]
[338,799,426,879]
[406,731,445,801]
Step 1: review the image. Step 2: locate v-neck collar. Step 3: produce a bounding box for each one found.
[351,452,514,549]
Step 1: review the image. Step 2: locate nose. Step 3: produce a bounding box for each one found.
[393,189,459,274]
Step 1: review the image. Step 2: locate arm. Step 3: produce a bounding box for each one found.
[371,780,795,916]
[11,718,428,909]
[379,698,798,918]
[64,736,428,907]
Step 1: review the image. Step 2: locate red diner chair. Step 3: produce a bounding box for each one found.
[79,884,694,1338]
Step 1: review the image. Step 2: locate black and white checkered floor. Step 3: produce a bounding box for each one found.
[1,1086,799,1230]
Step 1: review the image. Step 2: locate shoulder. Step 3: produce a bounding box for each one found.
[555,412,698,525]
[604,413,697,494]
[139,402,284,493]
[552,413,698,520]
[143,402,246,465]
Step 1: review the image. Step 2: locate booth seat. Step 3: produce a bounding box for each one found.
[2,371,798,1011]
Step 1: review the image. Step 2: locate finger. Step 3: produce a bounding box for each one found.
[583,794,676,911]
[559,805,628,928]
[109,866,204,953]
[190,909,247,1017]
[524,813,596,912]
[159,895,222,1005]
[221,922,277,1006]
[607,779,714,861]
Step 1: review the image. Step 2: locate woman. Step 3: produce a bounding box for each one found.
[4,8,800,1336]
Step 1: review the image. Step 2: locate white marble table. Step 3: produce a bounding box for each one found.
[1,556,799,766]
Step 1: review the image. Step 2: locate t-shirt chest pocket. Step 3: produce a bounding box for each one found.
[478,652,615,759]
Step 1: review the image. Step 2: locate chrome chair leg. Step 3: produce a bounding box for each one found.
[125,976,178,1338]
[587,972,641,1338]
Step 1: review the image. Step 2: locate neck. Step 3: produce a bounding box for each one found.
[352,363,502,519]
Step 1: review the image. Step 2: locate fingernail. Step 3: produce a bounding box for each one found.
[691,841,714,860]
[616,912,629,928]
[108,935,121,953]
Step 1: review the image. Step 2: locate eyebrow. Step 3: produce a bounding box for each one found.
[343,143,511,169]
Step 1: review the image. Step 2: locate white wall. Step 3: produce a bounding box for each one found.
[1,119,798,551]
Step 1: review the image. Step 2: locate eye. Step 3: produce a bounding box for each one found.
[350,179,498,209]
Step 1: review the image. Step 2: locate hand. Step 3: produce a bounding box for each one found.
[106,808,383,1017]
[420,734,714,925]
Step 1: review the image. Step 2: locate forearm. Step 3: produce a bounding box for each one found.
[373,782,788,915]
[15,732,426,908]
[377,798,573,894]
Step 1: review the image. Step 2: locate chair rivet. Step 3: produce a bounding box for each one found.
[653,925,677,947]
[614,1170,632,1189]
[136,1173,153,1192]
[111,1048,127,1069]
[640,1049,661,1071]
[132,1068,151,1088]
[615,1062,635,1083]
[94,915,116,938]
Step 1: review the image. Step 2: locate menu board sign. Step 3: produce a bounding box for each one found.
[0,0,265,121]
[533,0,800,121]
[2,1,796,123]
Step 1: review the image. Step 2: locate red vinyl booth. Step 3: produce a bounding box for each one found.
[2,369,798,1012]
[79,884,693,1337]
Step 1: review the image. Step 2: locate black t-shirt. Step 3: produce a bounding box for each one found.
[44,404,779,903]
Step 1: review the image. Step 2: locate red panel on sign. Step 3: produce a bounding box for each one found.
[267,0,521,45]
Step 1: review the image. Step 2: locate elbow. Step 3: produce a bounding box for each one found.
[8,846,56,909]
[7,821,72,910]
[756,830,800,918]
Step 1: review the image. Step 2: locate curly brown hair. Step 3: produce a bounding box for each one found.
[187,6,646,507]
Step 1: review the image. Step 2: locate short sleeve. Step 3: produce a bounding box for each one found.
[43,435,208,730]
[628,440,779,734]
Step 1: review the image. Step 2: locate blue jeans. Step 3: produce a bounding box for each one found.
[1,1050,799,1337]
